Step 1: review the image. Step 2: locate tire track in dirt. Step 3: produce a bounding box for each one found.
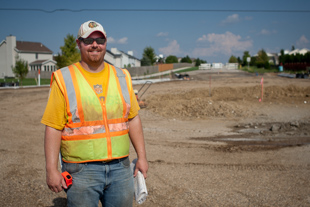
[149,160,310,172]
[147,138,309,152]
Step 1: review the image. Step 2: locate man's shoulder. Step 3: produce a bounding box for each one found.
[55,64,73,74]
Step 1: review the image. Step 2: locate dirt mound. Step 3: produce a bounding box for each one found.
[146,85,310,119]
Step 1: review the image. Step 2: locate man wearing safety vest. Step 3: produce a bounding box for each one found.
[41,20,148,207]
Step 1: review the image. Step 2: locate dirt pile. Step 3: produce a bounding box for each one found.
[146,85,310,120]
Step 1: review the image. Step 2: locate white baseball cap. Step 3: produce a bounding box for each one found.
[77,20,107,39]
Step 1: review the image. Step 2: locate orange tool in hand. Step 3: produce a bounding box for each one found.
[61,171,73,188]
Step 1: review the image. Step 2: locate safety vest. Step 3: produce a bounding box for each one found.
[51,62,133,163]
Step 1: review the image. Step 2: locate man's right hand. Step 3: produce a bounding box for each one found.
[46,169,67,193]
[44,126,65,193]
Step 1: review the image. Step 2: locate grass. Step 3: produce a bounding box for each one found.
[149,66,199,79]
[0,78,51,86]
[174,66,199,73]
[239,66,279,74]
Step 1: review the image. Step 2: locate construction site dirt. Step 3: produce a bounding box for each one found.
[0,69,310,206]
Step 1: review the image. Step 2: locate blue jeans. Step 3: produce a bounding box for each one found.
[62,157,134,207]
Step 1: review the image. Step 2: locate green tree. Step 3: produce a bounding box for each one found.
[54,53,67,69]
[141,47,156,66]
[11,56,28,86]
[256,49,270,69]
[141,56,152,66]
[56,34,80,68]
[242,51,251,66]
[237,57,242,65]
[305,52,310,63]
[195,58,201,67]
[181,55,192,63]
[165,55,178,63]
[228,55,238,63]
[279,49,285,64]
[158,57,165,64]
[291,45,295,51]
[250,56,257,66]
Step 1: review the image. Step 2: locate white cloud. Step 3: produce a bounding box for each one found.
[197,35,208,42]
[222,14,240,24]
[107,36,128,44]
[296,35,309,48]
[107,37,115,43]
[193,31,253,57]
[159,40,182,56]
[260,29,277,35]
[157,32,169,37]
[118,37,128,44]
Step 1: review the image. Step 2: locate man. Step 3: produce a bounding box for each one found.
[42,20,148,207]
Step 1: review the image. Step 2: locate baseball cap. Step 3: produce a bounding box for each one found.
[77,20,107,39]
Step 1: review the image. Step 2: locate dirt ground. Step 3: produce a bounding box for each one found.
[0,69,310,206]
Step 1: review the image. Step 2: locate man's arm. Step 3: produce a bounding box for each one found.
[44,126,67,192]
[128,115,148,178]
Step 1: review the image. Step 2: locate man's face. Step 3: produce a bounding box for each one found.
[77,31,106,66]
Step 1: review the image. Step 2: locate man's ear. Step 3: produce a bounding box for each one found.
[76,39,81,49]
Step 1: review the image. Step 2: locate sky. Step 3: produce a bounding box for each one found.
[1,0,310,63]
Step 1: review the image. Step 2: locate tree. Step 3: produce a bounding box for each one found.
[165,55,178,63]
[141,47,156,66]
[291,45,295,51]
[279,49,285,64]
[11,56,28,86]
[157,57,165,64]
[55,34,80,68]
[242,51,251,66]
[195,58,201,67]
[228,55,238,63]
[181,55,192,63]
[237,57,242,65]
[54,54,67,69]
[250,56,257,66]
[141,56,152,66]
[256,49,270,69]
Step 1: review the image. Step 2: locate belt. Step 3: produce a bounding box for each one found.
[87,157,128,165]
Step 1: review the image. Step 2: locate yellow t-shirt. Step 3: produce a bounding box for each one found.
[41,62,140,130]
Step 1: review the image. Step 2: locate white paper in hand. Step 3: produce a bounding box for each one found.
[130,159,148,204]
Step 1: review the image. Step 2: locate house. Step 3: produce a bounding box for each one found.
[267,53,279,65]
[1,35,140,79]
[288,48,310,56]
[0,35,56,78]
[253,52,279,65]
[105,48,141,68]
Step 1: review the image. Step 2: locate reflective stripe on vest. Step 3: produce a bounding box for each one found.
[52,63,132,163]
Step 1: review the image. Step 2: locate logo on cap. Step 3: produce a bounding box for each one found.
[88,22,98,28]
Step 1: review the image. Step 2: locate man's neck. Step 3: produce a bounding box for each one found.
[80,61,105,73]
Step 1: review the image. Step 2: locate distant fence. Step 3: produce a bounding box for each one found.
[26,71,53,79]
[127,63,194,77]
[25,63,195,79]
[284,63,310,71]
[225,63,238,69]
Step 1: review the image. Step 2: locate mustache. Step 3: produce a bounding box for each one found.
[87,48,103,52]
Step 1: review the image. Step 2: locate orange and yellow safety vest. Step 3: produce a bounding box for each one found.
[52,63,133,163]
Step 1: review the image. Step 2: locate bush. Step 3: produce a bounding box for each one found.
[166,55,178,63]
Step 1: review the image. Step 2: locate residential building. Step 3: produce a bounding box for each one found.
[253,52,279,65]
[105,48,141,68]
[1,35,141,79]
[287,48,310,56]
[0,35,56,78]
